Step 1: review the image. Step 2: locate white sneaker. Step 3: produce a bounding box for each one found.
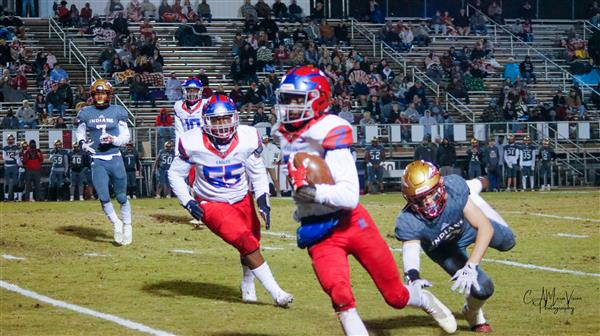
[166,194,172,199]
[79,196,84,201]
[113,220,124,245]
[421,290,457,334]
[505,188,511,192]
[274,291,294,308]
[132,195,137,199]
[70,196,74,201]
[127,195,131,200]
[539,185,545,192]
[154,195,161,199]
[546,185,551,191]
[122,224,132,245]
[240,282,257,302]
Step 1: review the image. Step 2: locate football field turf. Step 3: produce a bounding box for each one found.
[1,191,599,336]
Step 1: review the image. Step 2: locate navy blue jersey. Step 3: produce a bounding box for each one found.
[2,145,19,166]
[50,149,69,171]
[539,146,555,163]
[121,148,140,171]
[395,175,477,250]
[77,105,129,156]
[365,144,384,165]
[69,150,85,172]
[157,149,174,170]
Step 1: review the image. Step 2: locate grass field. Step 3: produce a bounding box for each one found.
[1,191,599,336]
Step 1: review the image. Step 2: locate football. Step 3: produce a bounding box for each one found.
[292,152,334,185]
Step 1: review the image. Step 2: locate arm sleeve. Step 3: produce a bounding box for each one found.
[75,122,87,142]
[168,156,194,206]
[314,148,359,210]
[111,121,131,147]
[402,241,422,273]
[246,151,270,199]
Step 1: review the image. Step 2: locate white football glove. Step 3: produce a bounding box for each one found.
[81,141,96,154]
[451,262,480,294]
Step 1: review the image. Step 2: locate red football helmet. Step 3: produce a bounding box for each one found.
[275,66,331,126]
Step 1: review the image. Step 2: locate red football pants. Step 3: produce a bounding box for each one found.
[198,193,261,256]
[307,203,409,312]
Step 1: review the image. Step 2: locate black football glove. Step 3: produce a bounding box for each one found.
[405,269,432,289]
[293,186,316,203]
[257,193,270,230]
[184,200,203,221]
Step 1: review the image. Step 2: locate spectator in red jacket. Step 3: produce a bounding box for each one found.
[155,107,174,149]
[23,139,44,201]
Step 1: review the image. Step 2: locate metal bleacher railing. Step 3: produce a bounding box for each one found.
[466,4,600,100]
[48,17,136,127]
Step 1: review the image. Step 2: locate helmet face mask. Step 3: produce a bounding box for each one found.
[275,66,331,127]
[90,79,112,108]
[182,79,203,104]
[202,95,239,142]
[402,160,447,220]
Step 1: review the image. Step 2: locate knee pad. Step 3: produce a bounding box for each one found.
[383,284,409,309]
[470,275,494,300]
[115,193,128,205]
[330,281,355,311]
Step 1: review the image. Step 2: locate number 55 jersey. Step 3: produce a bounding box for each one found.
[169,124,269,204]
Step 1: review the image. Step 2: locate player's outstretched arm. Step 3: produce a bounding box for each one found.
[314,148,359,209]
[168,156,194,206]
[463,198,494,265]
[402,240,432,288]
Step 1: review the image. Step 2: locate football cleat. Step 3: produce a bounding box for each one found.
[122,224,132,245]
[113,220,124,245]
[421,290,457,333]
[274,291,294,308]
[240,283,257,303]
[472,323,493,333]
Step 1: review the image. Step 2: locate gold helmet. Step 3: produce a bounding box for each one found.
[542,137,550,146]
[523,135,531,144]
[90,79,113,108]
[402,160,447,219]
[164,140,174,150]
[470,138,478,146]
[507,134,515,144]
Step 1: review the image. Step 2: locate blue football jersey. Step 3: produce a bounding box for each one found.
[395,174,477,250]
[77,105,129,156]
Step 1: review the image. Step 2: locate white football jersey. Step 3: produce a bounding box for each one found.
[169,125,269,205]
[276,114,358,219]
[173,99,206,135]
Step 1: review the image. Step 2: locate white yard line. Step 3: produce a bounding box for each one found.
[556,233,589,238]
[263,231,297,239]
[261,246,285,251]
[0,280,176,336]
[2,254,25,260]
[506,211,600,223]
[483,259,600,277]
[83,253,111,257]
[169,249,195,254]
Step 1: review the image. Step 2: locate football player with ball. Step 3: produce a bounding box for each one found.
[396,161,517,332]
[275,66,457,336]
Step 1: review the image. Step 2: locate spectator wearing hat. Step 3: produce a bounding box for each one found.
[260,135,281,196]
[16,100,37,129]
[155,107,174,149]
